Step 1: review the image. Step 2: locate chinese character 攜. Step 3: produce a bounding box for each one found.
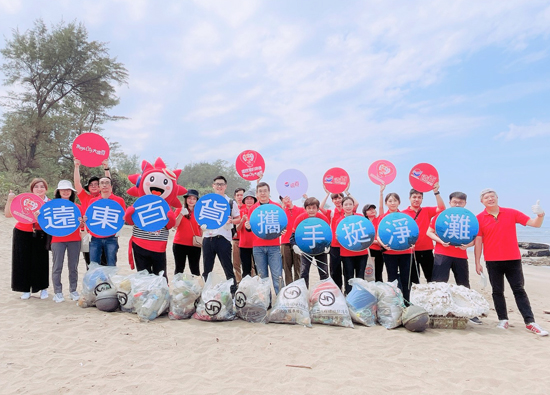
[257,210,281,235]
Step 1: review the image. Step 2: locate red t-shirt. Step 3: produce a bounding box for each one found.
[336,213,369,257]
[281,205,306,244]
[378,210,412,255]
[51,202,84,243]
[239,205,255,248]
[173,208,201,246]
[325,207,346,247]
[15,222,35,232]
[429,214,467,259]
[401,206,438,251]
[369,216,382,251]
[87,194,127,238]
[248,200,283,247]
[476,207,529,261]
[293,212,330,233]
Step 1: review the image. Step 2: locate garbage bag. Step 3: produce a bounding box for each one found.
[169,273,203,320]
[309,278,353,328]
[110,270,151,313]
[268,278,311,327]
[364,280,404,329]
[235,275,271,323]
[193,273,236,321]
[131,271,170,321]
[78,262,119,308]
[346,278,377,327]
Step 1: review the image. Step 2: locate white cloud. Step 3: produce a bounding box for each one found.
[496,121,550,141]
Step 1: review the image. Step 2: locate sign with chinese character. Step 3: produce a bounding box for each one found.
[235,150,265,181]
[379,212,419,250]
[435,207,479,246]
[409,163,439,193]
[131,195,170,232]
[194,193,230,230]
[323,167,349,194]
[276,169,308,201]
[10,193,44,224]
[38,199,81,237]
[336,215,375,252]
[85,199,125,237]
[368,160,397,186]
[72,133,110,167]
[295,217,332,255]
[249,204,288,240]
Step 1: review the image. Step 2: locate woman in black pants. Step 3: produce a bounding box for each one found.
[173,189,202,276]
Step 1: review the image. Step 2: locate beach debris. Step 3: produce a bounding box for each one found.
[235,275,271,323]
[193,273,235,322]
[169,273,203,320]
[286,365,312,369]
[110,270,152,313]
[346,278,377,327]
[129,271,170,321]
[402,305,429,332]
[95,288,120,312]
[309,278,353,328]
[79,262,119,307]
[269,278,311,327]
[358,280,404,329]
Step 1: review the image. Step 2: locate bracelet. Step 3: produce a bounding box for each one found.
[434,192,440,195]
[104,168,110,170]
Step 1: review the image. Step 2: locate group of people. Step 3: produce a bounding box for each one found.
[6,159,548,336]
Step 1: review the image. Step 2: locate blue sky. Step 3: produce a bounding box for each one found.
[1,0,549,217]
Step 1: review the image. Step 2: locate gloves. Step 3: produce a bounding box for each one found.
[180,207,189,216]
[324,247,330,254]
[200,224,207,231]
[532,200,544,215]
[292,245,302,255]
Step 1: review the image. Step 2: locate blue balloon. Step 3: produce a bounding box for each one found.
[194,193,230,230]
[435,207,479,246]
[131,195,170,232]
[378,212,419,251]
[85,199,125,237]
[249,203,288,240]
[336,215,375,252]
[295,217,332,255]
[38,199,81,237]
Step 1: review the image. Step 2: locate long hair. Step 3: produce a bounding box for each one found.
[54,189,76,202]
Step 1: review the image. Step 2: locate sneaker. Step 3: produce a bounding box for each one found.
[526,322,549,336]
[40,289,49,299]
[53,293,65,303]
[21,292,31,300]
[496,320,509,330]
[469,317,483,325]
[70,291,80,301]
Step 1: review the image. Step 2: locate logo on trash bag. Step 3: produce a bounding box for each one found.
[117,291,128,306]
[283,286,301,300]
[94,282,112,295]
[235,292,247,309]
[319,291,336,306]
[205,300,222,316]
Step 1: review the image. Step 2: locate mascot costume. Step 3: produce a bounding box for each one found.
[124,157,187,274]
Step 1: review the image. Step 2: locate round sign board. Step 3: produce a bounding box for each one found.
[295,217,332,255]
[368,160,397,185]
[276,169,308,201]
[435,207,479,246]
[336,215,375,252]
[235,150,265,181]
[409,163,439,193]
[322,167,350,194]
[131,195,170,232]
[194,193,230,230]
[249,203,288,240]
[72,133,110,167]
[85,199,125,237]
[378,212,419,251]
[38,199,81,237]
[10,193,44,224]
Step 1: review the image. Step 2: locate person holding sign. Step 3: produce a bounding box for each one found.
[232,187,246,282]
[173,189,202,276]
[5,178,50,300]
[474,189,548,336]
[237,190,257,279]
[362,183,386,282]
[402,183,445,283]
[280,195,305,286]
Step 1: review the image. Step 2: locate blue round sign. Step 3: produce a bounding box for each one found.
[379,212,419,251]
[295,217,332,255]
[336,215,375,252]
[131,195,170,232]
[38,199,81,237]
[85,199,125,237]
[435,207,479,246]
[194,193,230,230]
[249,204,288,240]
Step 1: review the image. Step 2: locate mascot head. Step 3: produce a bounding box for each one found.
[127,157,187,208]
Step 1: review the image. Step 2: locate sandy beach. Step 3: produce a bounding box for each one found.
[1,216,549,395]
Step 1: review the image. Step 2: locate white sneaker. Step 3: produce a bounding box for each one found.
[40,289,49,299]
[70,291,80,301]
[496,320,509,330]
[526,322,549,336]
[53,293,65,303]
[21,292,31,300]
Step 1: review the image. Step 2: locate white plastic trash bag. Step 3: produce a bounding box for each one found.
[235,275,272,323]
[346,278,377,327]
[78,262,119,308]
[110,270,150,313]
[363,280,404,329]
[131,271,170,322]
[268,278,311,327]
[193,273,236,322]
[309,278,353,328]
[169,273,203,320]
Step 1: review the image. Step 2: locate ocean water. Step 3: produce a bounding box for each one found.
[516,225,550,245]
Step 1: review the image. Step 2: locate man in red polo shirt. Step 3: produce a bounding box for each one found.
[474,188,547,336]
[402,182,445,283]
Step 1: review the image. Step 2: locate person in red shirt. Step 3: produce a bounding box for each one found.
[5,178,50,300]
[172,189,202,276]
[237,190,257,279]
[280,195,305,285]
[232,187,246,282]
[474,188,548,336]
[362,183,386,282]
[402,183,445,283]
[49,180,86,303]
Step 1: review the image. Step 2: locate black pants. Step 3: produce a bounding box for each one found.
[486,260,534,324]
[12,228,49,293]
[132,242,167,279]
[202,236,236,294]
[432,254,470,288]
[329,246,343,291]
[383,253,413,302]
[239,247,254,278]
[369,248,384,282]
[410,250,434,283]
[300,253,328,289]
[173,243,201,276]
[342,255,367,295]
